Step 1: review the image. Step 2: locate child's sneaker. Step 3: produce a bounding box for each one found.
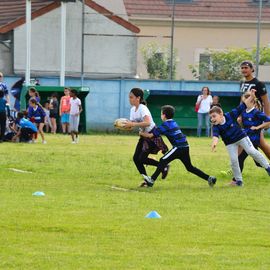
[265,166,270,176]
[75,137,79,143]
[142,175,154,187]
[220,169,233,176]
[229,180,243,186]
[207,176,216,187]
[161,165,170,180]
[42,140,47,144]
[71,141,76,144]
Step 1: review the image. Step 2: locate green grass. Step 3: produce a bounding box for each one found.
[0,134,270,270]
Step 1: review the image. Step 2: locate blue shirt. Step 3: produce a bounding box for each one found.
[28,106,46,123]
[153,119,188,148]
[0,97,7,113]
[213,103,247,145]
[18,118,38,132]
[242,107,270,146]
[0,82,8,96]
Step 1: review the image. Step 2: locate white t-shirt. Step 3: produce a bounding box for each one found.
[130,104,155,133]
[70,97,81,115]
[197,95,212,113]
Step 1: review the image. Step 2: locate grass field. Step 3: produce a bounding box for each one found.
[0,134,270,270]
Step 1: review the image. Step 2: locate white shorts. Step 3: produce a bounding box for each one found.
[69,115,80,132]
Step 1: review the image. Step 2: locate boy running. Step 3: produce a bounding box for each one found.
[139,105,217,188]
[210,91,270,186]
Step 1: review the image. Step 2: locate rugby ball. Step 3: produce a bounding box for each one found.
[114,118,133,131]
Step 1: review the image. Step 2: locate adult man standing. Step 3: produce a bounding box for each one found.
[240,60,270,158]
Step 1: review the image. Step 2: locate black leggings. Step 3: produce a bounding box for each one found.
[0,112,6,140]
[152,146,209,181]
[133,138,159,175]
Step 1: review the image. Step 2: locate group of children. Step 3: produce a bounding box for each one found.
[125,84,270,188]
[0,87,82,144]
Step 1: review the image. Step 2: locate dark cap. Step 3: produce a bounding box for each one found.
[240,61,253,68]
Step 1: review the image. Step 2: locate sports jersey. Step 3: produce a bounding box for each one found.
[152,119,188,148]
[213,103,247,145]
[60,96,70,113]
[28,105,46,123]
[240,78,267,103]
[0,82,8,96]
[130,104,155,133]
[241,107,270,146]
[18,118,38,132]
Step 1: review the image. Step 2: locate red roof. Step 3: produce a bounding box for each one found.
[0,0,140,34]
[123,0,270,22]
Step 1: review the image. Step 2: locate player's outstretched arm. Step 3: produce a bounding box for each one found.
[211,136,219,152]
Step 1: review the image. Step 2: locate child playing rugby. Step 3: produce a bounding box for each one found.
[210,91,270,186]
[124,88,169,182]
[229,92,270,184]
[139,105,216,188]
[28,98,46,144]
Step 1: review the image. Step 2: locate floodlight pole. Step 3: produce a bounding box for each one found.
[60,1,67,86]
[255,0,263,77]
[169,0,176,81]
[25,0,31,86]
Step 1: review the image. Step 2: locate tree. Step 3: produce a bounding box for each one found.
[189,46,270,81]
[141,42,177,80]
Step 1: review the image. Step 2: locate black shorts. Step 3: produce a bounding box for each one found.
[50,112,58,118]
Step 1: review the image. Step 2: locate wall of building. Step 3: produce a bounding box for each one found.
[4,76,270,131]
[133,21,270,80]
[13,1,137,78]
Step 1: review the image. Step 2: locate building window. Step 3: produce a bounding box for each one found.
[252,0,270,4]
[199,54,211,80]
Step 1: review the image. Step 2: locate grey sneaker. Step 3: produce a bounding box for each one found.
[208,176,217,187]
[142,175,154,187]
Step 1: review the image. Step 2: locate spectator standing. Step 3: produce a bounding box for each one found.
[0,72,10,105]
[49,93,59,134]
[59,88,71,134]
[196,86,212,137]
[0,90,8,142]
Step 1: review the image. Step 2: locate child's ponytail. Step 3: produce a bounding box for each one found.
[130,88,147,105]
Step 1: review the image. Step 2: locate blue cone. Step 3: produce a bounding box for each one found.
[145,211,161,218]
[32,191,45,196]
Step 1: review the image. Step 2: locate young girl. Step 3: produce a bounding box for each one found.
[49,93,59,134]
[28,87,40,104]
[43,101,52,133]
[59,88,70,134]
[124,88,169,182]
[140,105,216,188]
[28,98,46,144]
[210,92,270,186]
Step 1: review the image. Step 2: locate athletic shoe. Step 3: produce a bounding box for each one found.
[207,176,217,187]
[161,165,170,180]
[42,140,47,144]
[71,141,76,144]
[75,137,79,143]
[220,169,233,176]
[139,181,148,188]
[142,175,154,187]
[229,180,243,187]
[266,166,270,176]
